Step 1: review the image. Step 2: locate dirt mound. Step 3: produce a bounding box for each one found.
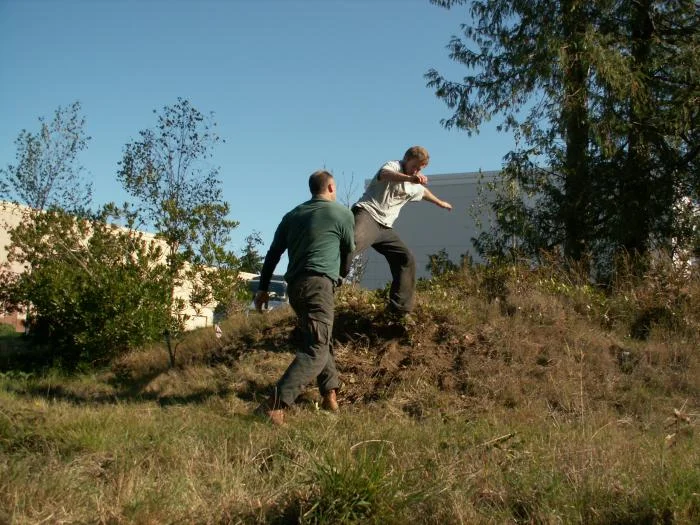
[201,283,699,422]
[333,307,456,402]
[218,304,491,410]
[106,278,698,425]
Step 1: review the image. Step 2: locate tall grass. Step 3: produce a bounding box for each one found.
[1,255,698,523]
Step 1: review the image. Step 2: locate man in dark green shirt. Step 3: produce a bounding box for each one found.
[255,170,355,425]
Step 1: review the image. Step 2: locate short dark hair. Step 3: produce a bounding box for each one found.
[309,170,334,195]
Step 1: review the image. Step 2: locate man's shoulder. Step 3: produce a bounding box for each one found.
[379,160,401,172]
[295,199,352,220]
[279,200,311,225]
[326,201,354,219]
[288,198,316,213]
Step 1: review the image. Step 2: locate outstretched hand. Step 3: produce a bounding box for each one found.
[439,200,453,211]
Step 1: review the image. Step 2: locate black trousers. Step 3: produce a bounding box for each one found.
[275,274,338,407]
[348,207,416,313]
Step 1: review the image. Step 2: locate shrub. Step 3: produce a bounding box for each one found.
[607,252,700,339]
[0,323,17,337]
[4,209,171,367]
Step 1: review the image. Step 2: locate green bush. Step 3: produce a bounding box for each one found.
[0,323,18,337]
[3,210,171,367]
[606,252,699,339]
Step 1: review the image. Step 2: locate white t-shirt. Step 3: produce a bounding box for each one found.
[354,160,425,227]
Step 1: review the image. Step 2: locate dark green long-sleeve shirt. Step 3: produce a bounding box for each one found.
[258,197,355,291]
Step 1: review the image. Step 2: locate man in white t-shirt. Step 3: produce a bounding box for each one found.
[348,146,452,315]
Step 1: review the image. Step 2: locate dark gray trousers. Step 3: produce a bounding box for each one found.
[275,274,339,407]
[349,207,416,313]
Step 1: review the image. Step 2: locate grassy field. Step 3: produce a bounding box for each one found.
[1,259,698,523]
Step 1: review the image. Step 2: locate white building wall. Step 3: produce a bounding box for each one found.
[360,171,499,290]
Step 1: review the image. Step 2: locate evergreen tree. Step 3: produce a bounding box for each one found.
[592,0,699,258]
[239,231,264,274]
[427,0,699,272]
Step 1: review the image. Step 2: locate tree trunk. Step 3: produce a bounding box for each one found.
[619,0,654,256]
[561,0,591,261]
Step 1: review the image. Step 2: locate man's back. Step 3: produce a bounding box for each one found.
[274,198,354,284]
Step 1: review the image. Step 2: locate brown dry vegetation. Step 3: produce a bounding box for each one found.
[1,259,698,523]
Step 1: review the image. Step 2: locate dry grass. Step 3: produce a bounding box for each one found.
[1,259,698,523]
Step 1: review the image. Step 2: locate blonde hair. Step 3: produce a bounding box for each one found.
[403,146,430,164]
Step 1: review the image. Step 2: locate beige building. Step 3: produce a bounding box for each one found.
[360,171,499,290]
[0,201,217,332]
[0,202,28,330]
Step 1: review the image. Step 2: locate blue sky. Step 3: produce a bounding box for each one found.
[0,0,514,261]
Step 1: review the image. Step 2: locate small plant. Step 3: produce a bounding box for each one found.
[425,248,458,278]
[607,251,699,339]
[0,323,18,337]
[479,263,510,303]
[293,445,428,524]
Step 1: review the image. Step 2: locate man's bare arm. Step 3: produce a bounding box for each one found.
[379,168,428,185]
[422,187,453,210]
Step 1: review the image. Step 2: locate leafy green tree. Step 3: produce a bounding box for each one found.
[0,102,94,353]
[1,208,170,367]
[117,98,239,366]
[470,174,545,264]
[427,0,699,273]
[593,0,699,258]
[0,101,92,214]
[239,231,264,274]
[427,0,599,261]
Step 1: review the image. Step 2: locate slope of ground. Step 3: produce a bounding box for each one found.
[1,263,698,523]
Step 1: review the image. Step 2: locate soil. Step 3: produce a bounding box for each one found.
[213,303,494,411]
